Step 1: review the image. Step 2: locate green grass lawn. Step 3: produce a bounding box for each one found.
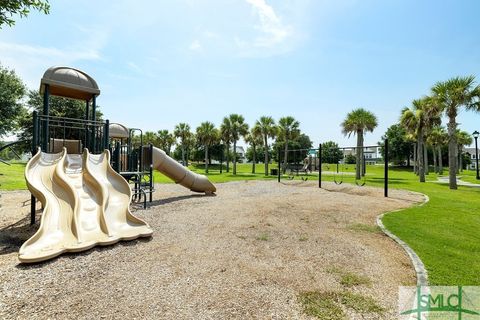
[0,162,27,191]
[1,160,479,285]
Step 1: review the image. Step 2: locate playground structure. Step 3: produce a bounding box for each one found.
[277,141,389,197]
[20,66,215,263]
[109,123,216,195]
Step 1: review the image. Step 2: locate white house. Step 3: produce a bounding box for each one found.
[233,146,247,163]
[464,147,478,170]
[341,147,381,165]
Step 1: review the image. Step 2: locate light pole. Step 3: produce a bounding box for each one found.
[473,130,479,180]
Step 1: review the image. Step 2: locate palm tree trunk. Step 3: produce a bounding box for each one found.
[413,142,417,174]
[283,139,289,174]
[252,144,256,174]
[264,136,269,176]
[226,143,230,172]
[432,145,437,173]
[355,131,362,180]
[233,140,237,175]
[205,145,209,173]
[447,117,458,189]
[438,145,443,175]
[424,141,429,175]
[417,132,425,182]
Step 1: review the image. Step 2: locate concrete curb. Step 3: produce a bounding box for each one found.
[376,194,430,286]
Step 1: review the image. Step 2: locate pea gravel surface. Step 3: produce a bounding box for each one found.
[0,180,424,319]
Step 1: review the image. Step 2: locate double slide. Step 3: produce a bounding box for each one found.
[20,147,215,263]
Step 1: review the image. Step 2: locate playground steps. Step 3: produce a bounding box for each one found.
[19,148,152,263]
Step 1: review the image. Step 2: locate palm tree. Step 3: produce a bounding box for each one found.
[278,116,300,173]
[400,99,441,182]
[143,131,158,145]
[432,76,480,189]
[456,130,473,173]
[341,108,378,180]
[427,126,447,174]
[228,114,249,175]
[220,117,232,173]
[245,128,263,174]
[174,123,192,166]
[157,129,175,155]
[404,133,418,174]
[196,122,218,173]
[253,116,276,176]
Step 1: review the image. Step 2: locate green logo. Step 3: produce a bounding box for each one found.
[399,286,480,319]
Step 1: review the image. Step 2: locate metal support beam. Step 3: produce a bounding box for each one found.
[92,95,97,152]
[42,84,50,151]
[318,144,322,188]
[384,139,389,197]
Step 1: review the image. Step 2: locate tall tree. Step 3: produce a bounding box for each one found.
[427,126,447,174]
[0,0,50,28]
[0,65,26,137]
[157,129,175,155]
[341,108,378,180]
[456,130,473,172]
[253,116,276,176]
[220,117,232,173]
[400,99,440,182]
[245,128,263,174]
[432,76,480,189]
[174,123,191,166]
[278,116,300,173]
[321,141,343,164]
[378,124,412,165]
[196,122,218,173]
[228,114,249,175]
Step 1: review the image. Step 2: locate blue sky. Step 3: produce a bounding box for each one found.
[1,0,479,147]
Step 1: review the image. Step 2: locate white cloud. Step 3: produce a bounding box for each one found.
[245,0,293,48]
[228,0,296,57]
[189,39,202,52]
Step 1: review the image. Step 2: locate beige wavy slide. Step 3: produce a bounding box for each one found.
[19,148,153,263]
[152,146,216,194]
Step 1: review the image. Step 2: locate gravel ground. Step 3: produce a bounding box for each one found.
[0,180,424,319]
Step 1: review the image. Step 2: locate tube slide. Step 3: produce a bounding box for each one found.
[151,147,216,194]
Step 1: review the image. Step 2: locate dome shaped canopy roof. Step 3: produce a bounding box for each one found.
[40,66,100,100]
[109,123,130,139]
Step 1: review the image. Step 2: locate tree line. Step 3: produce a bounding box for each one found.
[137,115,313,175]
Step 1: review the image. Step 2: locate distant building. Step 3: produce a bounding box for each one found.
[341,147,381,165]
[233,146,246,163]
[464,147,478,170]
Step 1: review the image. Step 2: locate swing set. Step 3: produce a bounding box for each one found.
[277,140,390,197]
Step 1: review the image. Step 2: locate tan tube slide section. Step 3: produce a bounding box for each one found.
[19,148,152,263]
[152,147,216,194]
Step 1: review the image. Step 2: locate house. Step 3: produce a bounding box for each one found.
[341,147,381,165]
[464,147,478,170]
[233,146,247,163]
